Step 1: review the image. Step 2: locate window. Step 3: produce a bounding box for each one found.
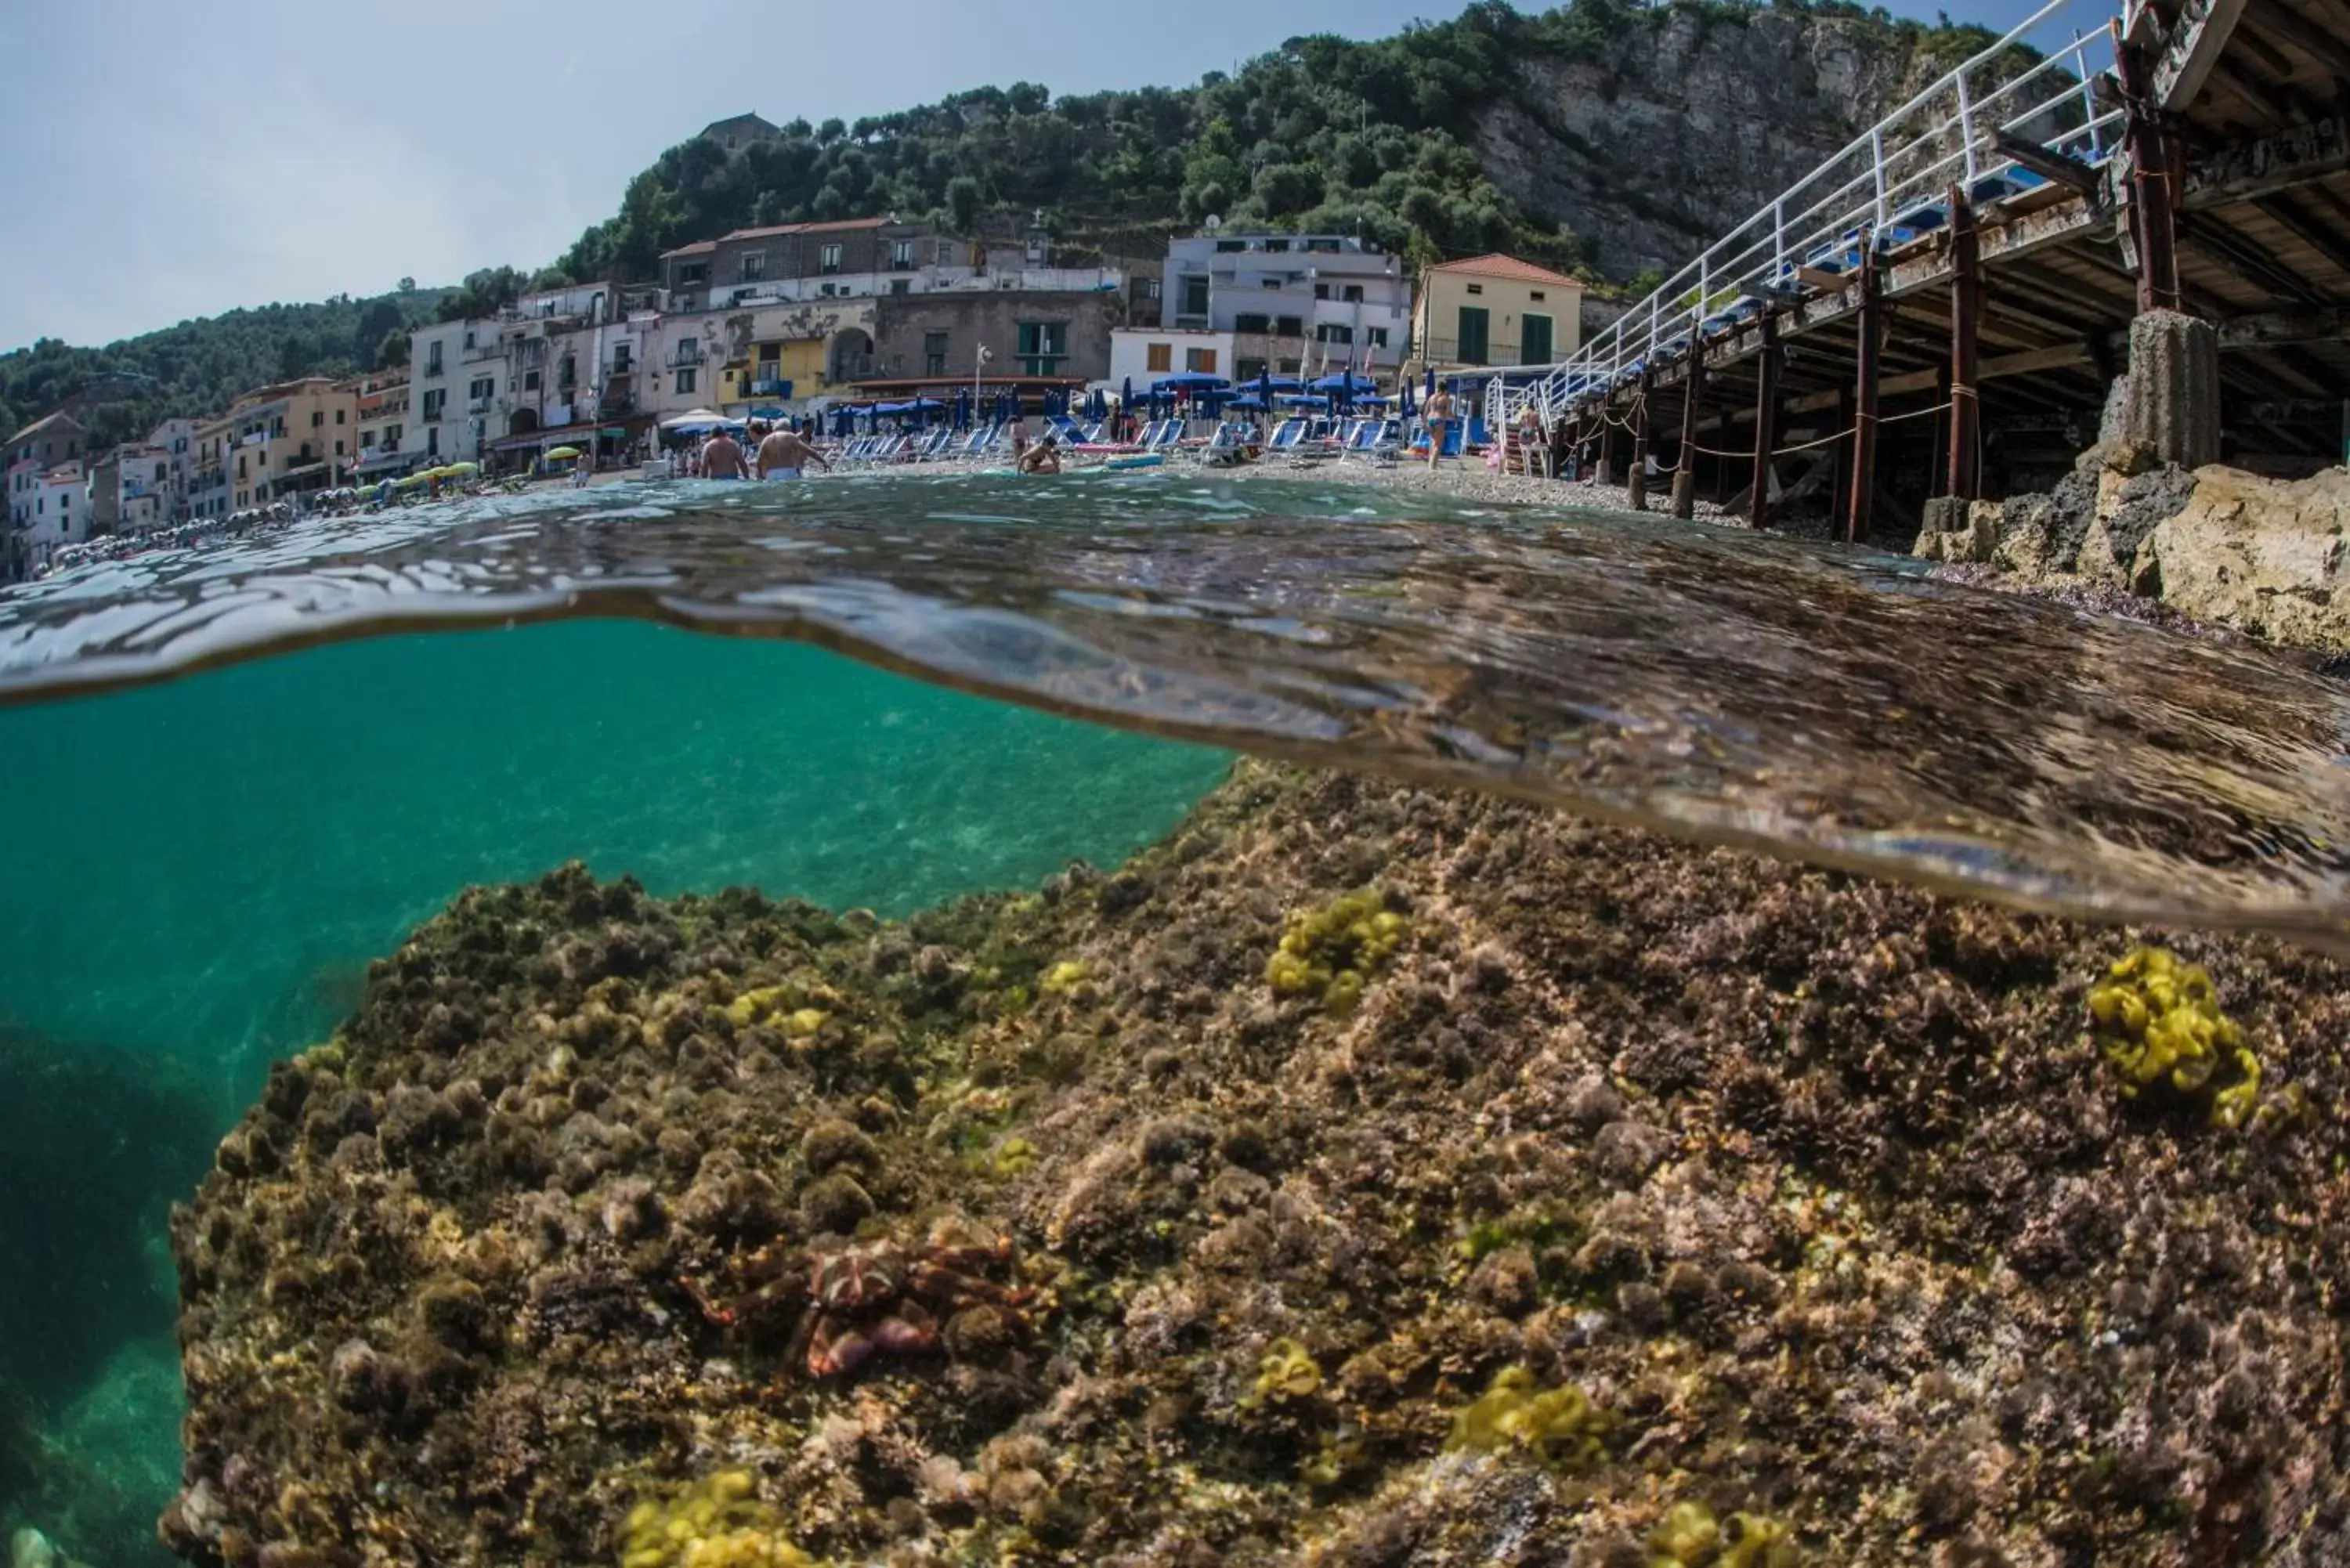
[1144,279,1162,300]
[936,240,953,266]
[1235,358,1267,383]
[1313,283,1330,300]
[1274,316,1303,338]
[1180,276,1209,316]
[334,440,345,456]
[1145,342,1173,373]
[422,388,446,421]
[557,357,576,388]
[1260,278,1283,291]
[1315,323,1353,345]
[312,410,325,427]
[740,251,765,282]
[924,331,951,377]
[1184,346,1218,373]
[1368,327,1390,348]
[1277,357,1301,374]
[1215,239,1245,253]
[677,262,707,286]
[820,244,842,274]
[1466,283,1484,295]
[676,367,697,393]
[1343,284,1365,303]
[463,330,475,349]
[1530,290,1546,302]
[1015,321,1067,376]
[523,370,542,392]
[425,343,443,375]
[611,345,632,373]
[1233,313,1270,334]
[471,376,495,401]
[891,278,911,295]
[890,240,914,269]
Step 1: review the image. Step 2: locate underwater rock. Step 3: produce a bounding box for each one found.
[164,767,2350,1566]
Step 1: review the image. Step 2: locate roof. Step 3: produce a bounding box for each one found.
[661,240,719,259]
[717,217,891,244]
[40,466,82,485]
[1425,253,1583,287]
[9,410,87,446]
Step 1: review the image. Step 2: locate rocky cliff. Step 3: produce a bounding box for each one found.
[1476,10,1971,277]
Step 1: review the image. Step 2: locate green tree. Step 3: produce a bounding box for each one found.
[375,328,411,369]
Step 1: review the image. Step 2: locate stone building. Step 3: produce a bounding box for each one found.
[661,219,976,313]
[859,287,1128,391]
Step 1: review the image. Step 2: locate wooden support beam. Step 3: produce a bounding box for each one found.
[1993,131,2104,197]
[2254,193,2350,276]
[1672,352,1706,520]
[1626,371,1652,511]
[1597,406,1617,486]
[2252,0,2350,81]
[1831,385,1853,529]
[1796,265,1849,291]
[2120,45,2185,314]
[1846,256,1881,544]
[1947,193,1982,503]
[2218,305,2350,347]
[2153,0,2248,111]
[2178,211,2332,303]
[2184,113,2350,209]
[2227,16,2301,78]
[1750,314,1781,528]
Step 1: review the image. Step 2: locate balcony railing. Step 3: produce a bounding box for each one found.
[667,348,705,368]
[1419,338,1524,368]
[602,395,637,417]
[750,377,790,397]
[468,396,495,413]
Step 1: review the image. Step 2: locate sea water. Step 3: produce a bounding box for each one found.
[5,470,2350,1563]
[0,613,1226,1564]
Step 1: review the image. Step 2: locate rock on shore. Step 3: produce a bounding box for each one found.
[161,761,2350,1566]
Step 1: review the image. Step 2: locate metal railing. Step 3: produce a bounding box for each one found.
[1488,0,2127,435]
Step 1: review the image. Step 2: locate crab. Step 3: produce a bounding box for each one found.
[681,1219,1031,1377]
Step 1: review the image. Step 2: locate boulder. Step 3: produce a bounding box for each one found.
[2134,466,2350,650]
[1911,497,2000,563]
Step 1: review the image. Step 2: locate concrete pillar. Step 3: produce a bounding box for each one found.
[2120,309,2221,469]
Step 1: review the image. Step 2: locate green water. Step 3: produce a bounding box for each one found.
[0,618,1228,1562]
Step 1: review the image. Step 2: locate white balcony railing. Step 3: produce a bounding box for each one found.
[1488,0,2124,433]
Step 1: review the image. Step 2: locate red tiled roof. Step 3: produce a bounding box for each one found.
[1426,253,1582,287]
[718,217,891,243]
[660,240,718,258]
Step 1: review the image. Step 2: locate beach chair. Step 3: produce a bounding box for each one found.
[912,428,953,461]
[1194,421,1251,465]
[1263,419,1307,461]
[968,423,1005,457]
[1137,420,1181,453]
[1336,418,1390,464]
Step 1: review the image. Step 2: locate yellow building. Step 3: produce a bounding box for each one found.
[222,376,363,508]
[1412,255,1585,372]
[717,334,833,414]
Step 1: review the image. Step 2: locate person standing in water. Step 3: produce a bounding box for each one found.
[700,426,747,480]
[1424,385,1456,470]
[754,421,830,479]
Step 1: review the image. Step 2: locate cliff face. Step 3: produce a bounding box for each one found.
[1475,10,1958,278]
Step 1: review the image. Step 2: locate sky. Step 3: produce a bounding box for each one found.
[0,0,1995,355]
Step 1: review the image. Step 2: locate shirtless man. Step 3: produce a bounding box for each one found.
[700,427,747,480]
[755,421,830,479]
[1424,386,1456,470]
[1016,436,1062,475]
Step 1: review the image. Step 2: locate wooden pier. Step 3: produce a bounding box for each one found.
[1512,0,2350,540]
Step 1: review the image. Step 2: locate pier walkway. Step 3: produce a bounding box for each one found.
[1489,0,2350,536]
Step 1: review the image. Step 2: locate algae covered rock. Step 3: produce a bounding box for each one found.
[162,771,2350,1567]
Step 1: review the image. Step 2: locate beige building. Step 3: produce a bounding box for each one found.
[220,376,361,508]
[1412,255,1584,372]
[352,372,412,480]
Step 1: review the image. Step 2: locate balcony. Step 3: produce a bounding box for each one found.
[422,360,445,378]
[1417,338,1530,367]
[667,349,705,369]
[468,396,494,414]
[601,395,637,417]
[750,377,790,397]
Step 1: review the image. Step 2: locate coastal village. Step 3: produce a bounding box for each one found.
[0,113,1589,582]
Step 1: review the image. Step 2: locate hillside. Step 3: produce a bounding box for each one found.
[549,0,2005,288]
[0,288,446,453]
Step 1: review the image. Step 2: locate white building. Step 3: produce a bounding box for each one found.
[1108,327,1238,389]
[20,466,88,572]
[146,417,197,519]
[1161,233,1412,381]
[404,320,490,464]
